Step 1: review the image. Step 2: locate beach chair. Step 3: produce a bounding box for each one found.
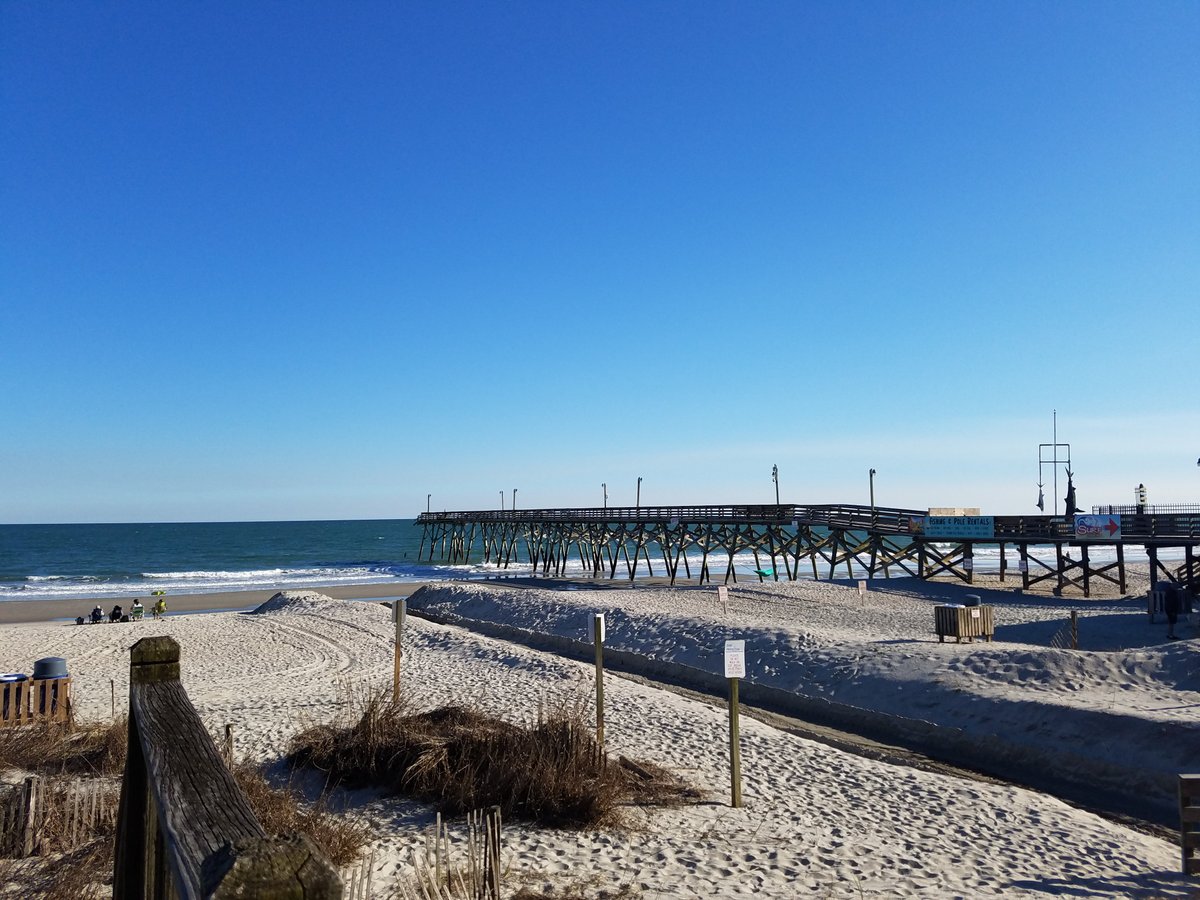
[131,607,144,621]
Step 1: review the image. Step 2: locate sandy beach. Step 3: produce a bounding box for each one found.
[0,580,430,625]
[1,573,1195,898]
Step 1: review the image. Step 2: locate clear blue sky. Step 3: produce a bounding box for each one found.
[2,2,1197,523]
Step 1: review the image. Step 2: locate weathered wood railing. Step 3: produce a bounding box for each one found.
[114,636,342,899]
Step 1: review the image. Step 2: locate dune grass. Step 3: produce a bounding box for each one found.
[288,691,696,829]
[0,716,127,777]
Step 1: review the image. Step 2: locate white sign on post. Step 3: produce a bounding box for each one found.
[724,640,746,679]
[1019,559,1029,573]
[857,580,867,598]
[963,558,974,571]
[717,585,729,614]
[588,613,606,643]
[393,599,407,632]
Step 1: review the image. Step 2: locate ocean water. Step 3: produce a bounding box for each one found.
[0,520,1177,605]
[0,520,455,603]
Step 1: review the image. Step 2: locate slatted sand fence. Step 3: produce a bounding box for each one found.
[0,775,118,859]
[114,635,343,899]
[1047,611,1080,650]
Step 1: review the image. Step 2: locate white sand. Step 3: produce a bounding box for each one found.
[0,580,1194,898]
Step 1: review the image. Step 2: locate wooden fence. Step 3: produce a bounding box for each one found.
[0,775,116,859]
[0,677,72,726]
[113,636,342,899]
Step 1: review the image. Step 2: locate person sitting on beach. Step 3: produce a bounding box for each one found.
[131,599,144,620]
[90,605,104,624]
[152,597,167,619]
[109,604,123,623]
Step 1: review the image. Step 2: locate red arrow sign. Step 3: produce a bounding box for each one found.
[1106,518,1119,537]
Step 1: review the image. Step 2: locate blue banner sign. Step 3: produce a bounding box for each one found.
[1074,514,1122,541]
[923,516,995,539]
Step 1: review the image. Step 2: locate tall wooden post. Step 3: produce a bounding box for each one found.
[729,677,742,809]
[393,599,406,702]
[724,639,745,809]
[592,614,605,746]
[1070,610,1078,650]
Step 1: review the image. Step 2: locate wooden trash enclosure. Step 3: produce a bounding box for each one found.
[934,605,995,643]
[0,677,71,726]
[1182,774,1200,877]
[114,636,342,899]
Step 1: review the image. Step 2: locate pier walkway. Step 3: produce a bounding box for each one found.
[415,504,1200,597]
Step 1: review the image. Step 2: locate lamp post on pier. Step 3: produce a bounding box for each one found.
[426,494,431,514]
[500,491,504,511]
[772,464,779,505]
[602,483,607,509]
[512,488,518,512]
[869,469,877,524]
[636,477,642,510]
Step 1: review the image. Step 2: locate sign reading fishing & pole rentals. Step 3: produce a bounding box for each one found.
[923,516,995,539]
[723,640,746,679]
[1074,514,1121,541]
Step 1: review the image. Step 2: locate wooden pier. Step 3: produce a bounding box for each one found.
[415,504,1200,597]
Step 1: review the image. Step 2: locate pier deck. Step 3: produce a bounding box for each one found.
[415,504,1200,596]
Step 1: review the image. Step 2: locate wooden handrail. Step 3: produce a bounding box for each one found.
[415,504,1200,541]
[114,636,342,899]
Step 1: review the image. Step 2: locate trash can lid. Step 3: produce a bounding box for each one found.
[32,657,68,679]
[0,673,27,682]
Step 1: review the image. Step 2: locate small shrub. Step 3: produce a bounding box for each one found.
[289,692,695,828]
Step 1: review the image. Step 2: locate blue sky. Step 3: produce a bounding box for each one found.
[2,2,1197,523]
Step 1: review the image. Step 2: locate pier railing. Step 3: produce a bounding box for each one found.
[114,636,342,899]
[416,504,1200,541]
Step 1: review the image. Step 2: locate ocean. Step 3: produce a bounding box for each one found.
[0,519,1174,605]
[0,519,448,603]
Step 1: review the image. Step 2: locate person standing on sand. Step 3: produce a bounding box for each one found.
[152,596,167,619]
[1162,581,1182,640]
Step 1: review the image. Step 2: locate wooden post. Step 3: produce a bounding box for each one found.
[393,599,406,703]
[592,614,605,747]
[114,636,342,899]
[729,677,742,809]
[484,805,502,900]
[723,638,745,809]
[1070,611,1078,651]
[21,776,38,858]
[1181,774,1200,877]
[224,724,234,765]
